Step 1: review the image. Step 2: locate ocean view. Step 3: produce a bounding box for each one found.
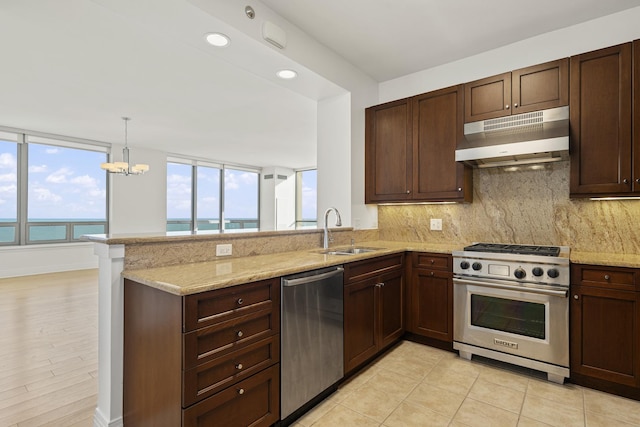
[0,219,106,243]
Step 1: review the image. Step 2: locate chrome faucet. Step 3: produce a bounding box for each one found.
[323,207,342,249]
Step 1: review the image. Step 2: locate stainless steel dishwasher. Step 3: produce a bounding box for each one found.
[281,265,344,422]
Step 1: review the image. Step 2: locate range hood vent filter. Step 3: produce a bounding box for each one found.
[456,106,569,168]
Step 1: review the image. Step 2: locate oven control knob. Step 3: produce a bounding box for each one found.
[472,262,482,271]
[532,267,544,277]
[514,268,526,279]
[460,261,470,270]
[547,268,560,278]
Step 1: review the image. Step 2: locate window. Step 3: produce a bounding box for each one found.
[196,165,221,231]
[295,169,317,229]
[0,129,108,245]
[166,162,193,231]
[0,134,18,244]
[224,168,259,231]
[167,160,259,233]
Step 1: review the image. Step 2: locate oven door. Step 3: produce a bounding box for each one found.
[453,276,569,367]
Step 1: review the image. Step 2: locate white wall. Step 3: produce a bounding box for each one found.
[260,166,295,231]
[317,94,352,227]
[0,242,97,279]
[109,145,167,234]
[379,7,640,102]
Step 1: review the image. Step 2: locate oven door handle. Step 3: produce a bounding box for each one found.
[453,277,568,298]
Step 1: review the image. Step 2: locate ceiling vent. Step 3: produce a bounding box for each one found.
[262,21,287,49]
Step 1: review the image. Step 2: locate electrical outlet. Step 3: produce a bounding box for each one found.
[430,218,443,231]
[216,244,232,256]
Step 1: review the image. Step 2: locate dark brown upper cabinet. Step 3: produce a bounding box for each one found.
[365,85,471,204]
[569,42,636,197]
[464,58,569,123]
[365,98,413,203]
[412,86,472,202]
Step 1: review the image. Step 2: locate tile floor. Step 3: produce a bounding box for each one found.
[293,341,640,427]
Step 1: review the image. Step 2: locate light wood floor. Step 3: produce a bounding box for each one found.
[0,269,98,427]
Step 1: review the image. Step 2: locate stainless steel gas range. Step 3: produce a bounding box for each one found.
[452,243,570,383]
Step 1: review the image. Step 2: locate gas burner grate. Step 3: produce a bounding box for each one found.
[464,243,560,257]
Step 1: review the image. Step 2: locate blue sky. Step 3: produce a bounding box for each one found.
[0,140,107,220]
[166,163,259,220]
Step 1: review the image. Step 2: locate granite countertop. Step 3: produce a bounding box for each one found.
[569,251,640,269]
[120,238,640,296]
[122,240,460,296]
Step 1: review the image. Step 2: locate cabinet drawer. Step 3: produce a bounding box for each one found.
[183,279,279,332]
[412,252,451,271]
[344,253,404,284]
[184,308,279,369]
[183,364,279,427]
[183,335,279,407]
[572,264,638,291]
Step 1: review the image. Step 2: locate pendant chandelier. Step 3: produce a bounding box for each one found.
[100,117,149,175]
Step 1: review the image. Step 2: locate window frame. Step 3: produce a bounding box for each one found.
[0,126,110,246]
[167,156,260,233]
[295,168,318,229]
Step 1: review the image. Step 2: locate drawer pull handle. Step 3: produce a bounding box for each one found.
[237,298,244,305]
[430,259,435,264]
[604,275,610,280]
[238,388,245,395]
[236,330,244,338]
[236,363,243,370]
[574,295,579,300]
[430,272,434,276]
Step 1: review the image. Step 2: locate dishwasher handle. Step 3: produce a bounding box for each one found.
[282,266,344,287]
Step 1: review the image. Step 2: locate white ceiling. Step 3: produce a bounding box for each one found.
[1,0,640,169]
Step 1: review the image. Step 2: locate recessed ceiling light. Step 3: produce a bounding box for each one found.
[205,33,230,47]
[276,69,297,80]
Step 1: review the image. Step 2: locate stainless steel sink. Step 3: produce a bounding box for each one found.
[318,247,380,255]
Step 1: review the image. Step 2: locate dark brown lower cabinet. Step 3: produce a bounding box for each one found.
[183,364,279,427]
[343,254,404,374]
[407,253,453,346]
[124,278,280,427]
[570,264,640,400]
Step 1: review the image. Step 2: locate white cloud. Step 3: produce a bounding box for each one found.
[45,167,73,184]
[46,148,60,154]
[32,187,62,202]
[225,171,257,191]
[70,175,97,187]
[0,153,16,170]
[29,164,48,173]
[167,174,191,185]
[0,173,16,183]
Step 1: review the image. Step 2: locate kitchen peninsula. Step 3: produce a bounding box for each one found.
[87,223,640,426]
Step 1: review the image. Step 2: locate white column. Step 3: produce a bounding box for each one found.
[93,243,125,427]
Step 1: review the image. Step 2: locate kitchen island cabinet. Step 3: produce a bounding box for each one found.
[123,277,280,427]
[570,264,640,400]
[569,41,640,197]
[408,252,453,347]
[464,58,568,122]
[343,253,405,374]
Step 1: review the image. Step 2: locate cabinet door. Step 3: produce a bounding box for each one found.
[464,72,511,122]
[365,98,413,203]
[570,43,633,196]
[512,59,568,114]
[344,278,378,374]
[183,364,279,427]
[410,269,453,342]
[412,85,471,202]
[377,270,404,349]
[570,285,640,388]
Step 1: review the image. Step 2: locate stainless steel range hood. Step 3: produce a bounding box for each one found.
[456,106,569,168]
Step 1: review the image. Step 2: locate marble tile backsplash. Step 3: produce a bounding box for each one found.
[378,161,640,254]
